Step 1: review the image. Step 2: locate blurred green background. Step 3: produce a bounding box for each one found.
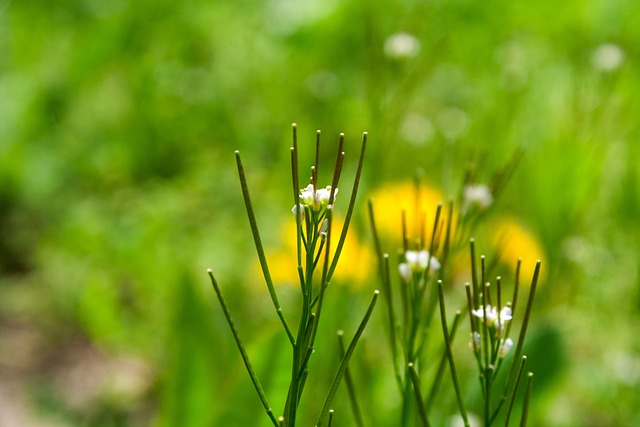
[1,0,639,425]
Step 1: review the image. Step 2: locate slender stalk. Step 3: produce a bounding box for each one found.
[316,290,379,427]
[503,356,527,426]
[519,373,533,427]
[426,311,461,412]
[368,200,401,391]
[208,270,278,427]
[327,132,367,281]
[470,239,479,307]
[235,151,295,345]
[437,281,469,427]
[408,363,430,427]
[494,260,541,419]
[338,330,365,427]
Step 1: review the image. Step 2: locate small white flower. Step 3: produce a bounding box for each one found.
[291,203,305,218]
[297,183,338,211]
[398,263,412,281]
[592,43,624,72]
[320,218,329,235]
[384,32,421,59]
[463,184,493,210]
[499,338,514,358]
[469,331,481,351]
[300,184,316,205]
[399,250,440,281]
[472,304,512,329]
[499,306,512,322]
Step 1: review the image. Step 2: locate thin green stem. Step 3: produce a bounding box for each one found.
[235,151,295,346]
[426,311,461,412]
[494,260,541,420]
[519,373,533,427]
[470,239,479,307]
[316,290,379,427]
[368,200,402,391]
[408,363,430,427]
[338,330,365,427]
[502,356,527,426]
[327,132,367,281]
[437,281,469,427]
[208,270,278,427]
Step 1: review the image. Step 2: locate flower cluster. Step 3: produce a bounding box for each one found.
[398,249,440,281]
[471,304,514,358]
[471,305,512,330]
[462,184,493,211]
[292,184,338,217]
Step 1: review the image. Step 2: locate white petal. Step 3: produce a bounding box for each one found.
[398,263,412,281]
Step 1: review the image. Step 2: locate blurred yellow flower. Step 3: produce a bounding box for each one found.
[262,216,374,288]
[368,181,453,245]
[489,216,546,285]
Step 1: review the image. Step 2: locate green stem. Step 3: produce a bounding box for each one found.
[316,290,379,427]
[408,363,430,427]
[519,373,533,427]
[437,281,469,427]
[208,270,278,427]
[327,132,367,281]
[338,330,365,427]
[494,261,541,420]
[502,356,527,426]
[235,151,295,346]
[426,311,461,411]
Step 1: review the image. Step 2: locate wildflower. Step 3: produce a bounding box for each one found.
[384,32,421,59]
[471,305,512,328]
[592,43,625,72]
[463,184,493,211]
[292,204,304,218]
[498,337,514,358]
[398,249,440,281]
[490,216,546,285]
[296,183,338,212]
[469,331,482,351]
[320,218,329,236]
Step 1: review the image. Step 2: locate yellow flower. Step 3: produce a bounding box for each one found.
[489,216,546,285]
[368,181,453,245]
[261,216,374,288]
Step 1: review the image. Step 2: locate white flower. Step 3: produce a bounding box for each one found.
[463,184,493,210]
[472,304,512,328]
[292,203,305,218]
[469,331,482,351]
[592,43,624,72]
[499,306,512,322]
[384,32,421,59]
[296,183,338,212]
[320,218,329,236]
[398,250,440,281]
[398,263,412,282]
[499,338,514,358]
